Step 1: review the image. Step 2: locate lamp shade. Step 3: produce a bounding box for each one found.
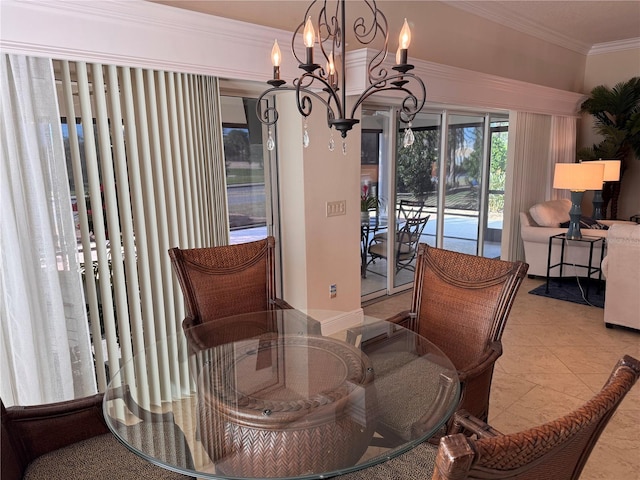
[590,160,621,181]
[553,163,604,191]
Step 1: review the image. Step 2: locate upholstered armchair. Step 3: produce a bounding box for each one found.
[602,223,640,331]
[1,392,193,480]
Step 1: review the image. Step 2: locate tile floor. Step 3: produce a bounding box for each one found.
[362,276,640,480]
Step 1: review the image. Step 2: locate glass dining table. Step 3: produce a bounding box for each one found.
[103,309,459,479]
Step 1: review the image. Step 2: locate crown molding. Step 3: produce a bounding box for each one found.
[1,0,584,117]
[589,38,640,56]
[0,0,296,80]
[444,1,591,55]
[347,49,585,117]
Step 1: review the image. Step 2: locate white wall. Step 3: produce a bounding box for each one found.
[0,0,592,318]
[151,0,589,92]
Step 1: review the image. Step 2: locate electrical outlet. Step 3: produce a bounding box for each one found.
[326,200,346,217]
[330,284,337,298]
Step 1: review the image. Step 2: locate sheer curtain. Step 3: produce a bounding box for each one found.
[549,115,577,200]
[502,112,578,262]
[0,54,96,406]
[502,111,552,262]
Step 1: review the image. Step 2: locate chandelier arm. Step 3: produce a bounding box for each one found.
[348,73,426,121]
[354,1,388,46]
[295,72,345,120]
[255,83,340,130]
[256,86,298,126]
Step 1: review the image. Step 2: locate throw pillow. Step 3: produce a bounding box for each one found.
[529,199,571,227]
[560,216,609,230]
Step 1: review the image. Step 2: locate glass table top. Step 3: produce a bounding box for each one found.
[103,309,459,479]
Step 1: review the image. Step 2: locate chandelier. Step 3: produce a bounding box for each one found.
[256,0,426,154]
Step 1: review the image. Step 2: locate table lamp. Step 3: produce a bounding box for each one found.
[589,159,621,220]
[553,162,604,240]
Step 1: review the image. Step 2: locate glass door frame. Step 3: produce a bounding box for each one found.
[361,105,509,300]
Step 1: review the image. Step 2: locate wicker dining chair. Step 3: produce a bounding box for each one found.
[168,236,292,335]
[1,391,194,480]
[336,354,640,480]
[387,244,529,428]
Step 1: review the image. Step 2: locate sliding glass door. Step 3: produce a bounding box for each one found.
[360,108,392,298]
[441,113,484,255]
[393,112,441,290]
[361,107,508,299]
[484,119,508,258]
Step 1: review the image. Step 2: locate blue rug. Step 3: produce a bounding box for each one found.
[529,277,605,308]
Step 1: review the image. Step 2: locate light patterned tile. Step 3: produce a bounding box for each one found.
[489,370,537,420]
[522,372,595,401]
[490,384,586,433]
[547,345,636,375]
[500,324,544,346]
[498,345,572,375]
[581,435,640,480]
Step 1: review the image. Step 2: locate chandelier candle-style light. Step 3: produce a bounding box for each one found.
[257,0,426,154]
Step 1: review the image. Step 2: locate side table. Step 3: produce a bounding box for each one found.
[546,233,605,300]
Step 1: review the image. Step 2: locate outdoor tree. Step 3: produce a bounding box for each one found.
[396,129,439,200]
[489,131,508,212]
[460,127,484,184]
[223,129,250,164]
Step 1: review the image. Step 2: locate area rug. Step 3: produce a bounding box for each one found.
[529,277,605,308]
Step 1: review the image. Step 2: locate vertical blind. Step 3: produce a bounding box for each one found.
[55,60,228,414]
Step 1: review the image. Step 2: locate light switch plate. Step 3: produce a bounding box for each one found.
[326,200,346,217]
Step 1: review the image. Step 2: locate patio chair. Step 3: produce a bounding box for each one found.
[169,237,292,339]
[337,354,640,480]
[368,215,430,274]
[387,244,528,429]
[370,199,427,244]
[1,390,194,480]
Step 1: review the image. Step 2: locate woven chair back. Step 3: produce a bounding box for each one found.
[433,355,640,480]
[169,237,278,331]
[410,244,528,419]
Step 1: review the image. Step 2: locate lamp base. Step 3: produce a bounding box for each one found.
[592,189,603,220]
[566,190,585,240]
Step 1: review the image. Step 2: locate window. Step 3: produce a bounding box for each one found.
[221,96,269,242]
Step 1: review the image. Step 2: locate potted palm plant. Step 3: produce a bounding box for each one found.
[578,77,640,219]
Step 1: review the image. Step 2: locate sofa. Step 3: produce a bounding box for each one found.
[601,224,640,331]
[520,199,626,278]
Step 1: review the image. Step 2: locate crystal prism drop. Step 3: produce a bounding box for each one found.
[266,132,275,151]
[328,135,335,151]
[403,127,415,148]
[342,141,347,155]
[303,120,310,148]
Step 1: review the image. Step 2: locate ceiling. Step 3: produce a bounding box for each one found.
[151,1,640,55]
